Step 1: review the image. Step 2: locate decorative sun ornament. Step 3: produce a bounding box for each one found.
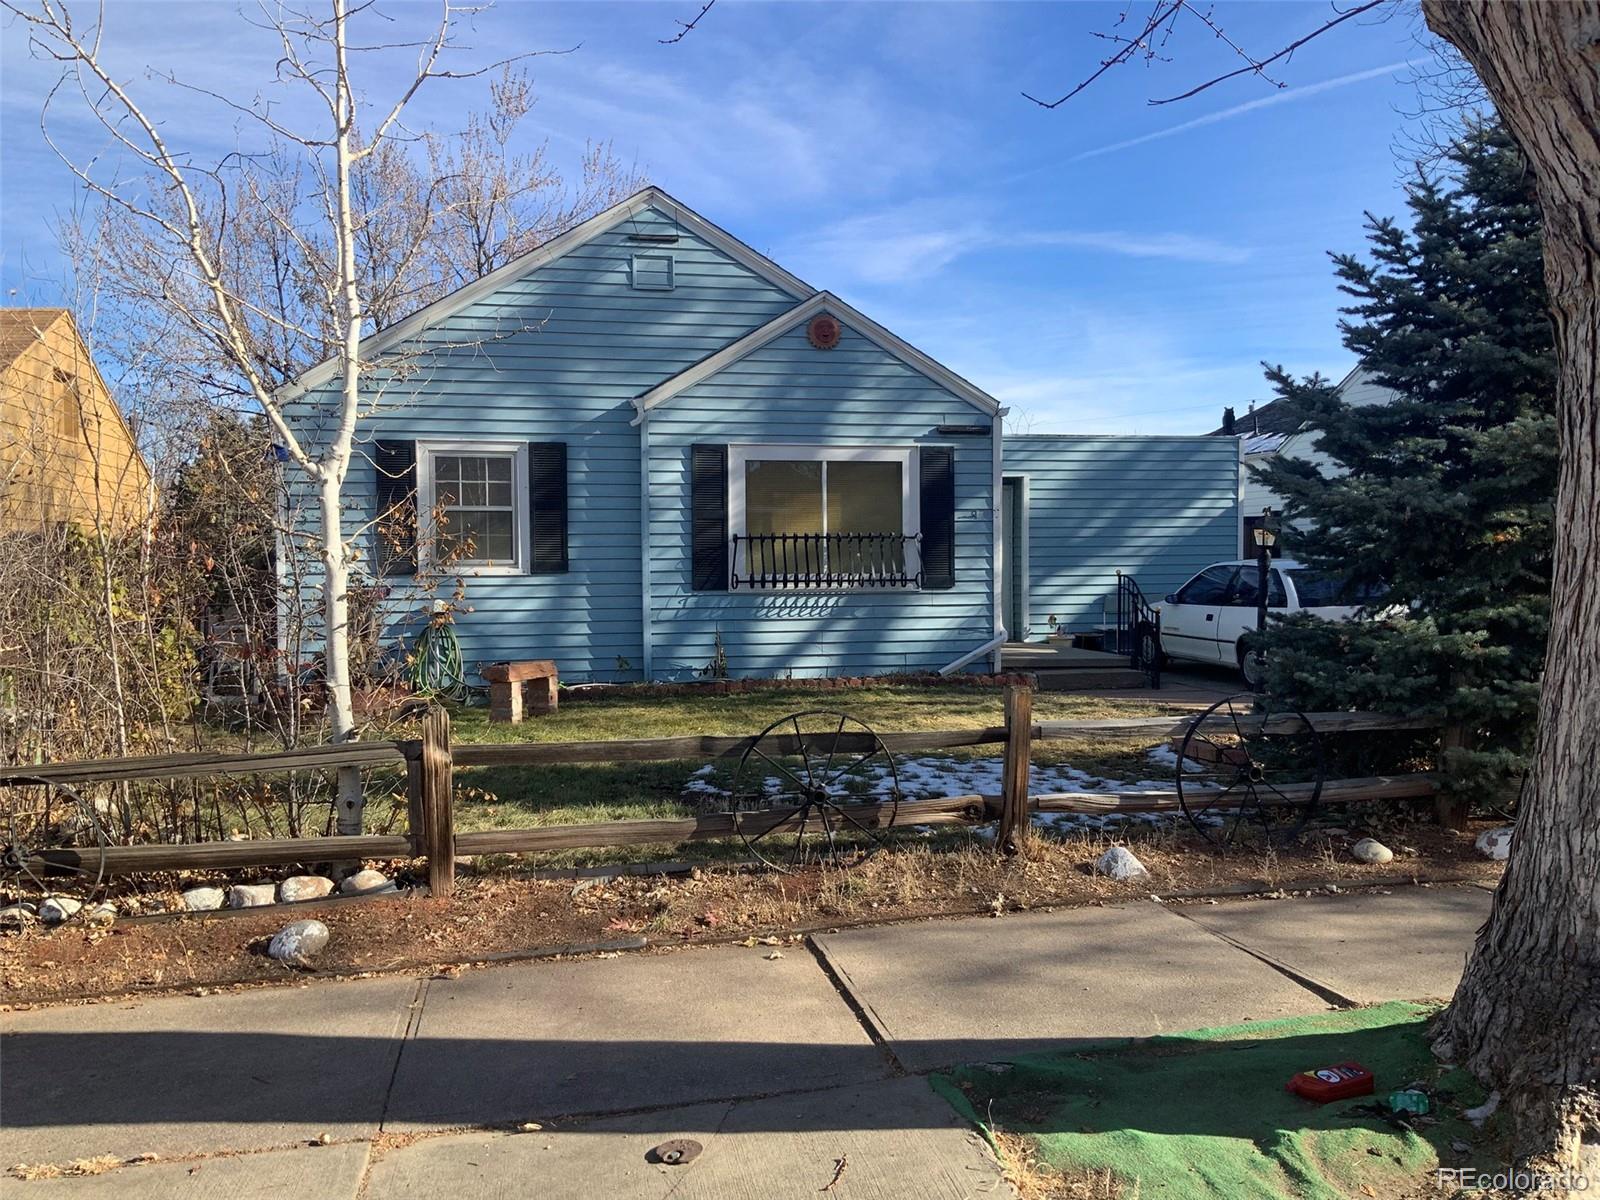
[807,313,842,350]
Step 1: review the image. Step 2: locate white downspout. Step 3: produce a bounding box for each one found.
[639,410,653,680]
[940,633,1005,676]
[990,409,1007,670]
[1236,436,1247,560]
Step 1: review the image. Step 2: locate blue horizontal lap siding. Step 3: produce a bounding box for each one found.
[284,204,800,683]
[647,321,996,680]
[1003,436,1240,638]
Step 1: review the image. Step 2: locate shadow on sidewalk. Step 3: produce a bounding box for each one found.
[3,1019,1440,1135]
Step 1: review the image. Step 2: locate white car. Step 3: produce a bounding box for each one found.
[1145,558,1379,685]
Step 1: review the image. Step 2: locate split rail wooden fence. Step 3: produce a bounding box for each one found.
[1,688,1452,898]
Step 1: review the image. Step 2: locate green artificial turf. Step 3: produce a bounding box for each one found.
[932,1002,1489,1200]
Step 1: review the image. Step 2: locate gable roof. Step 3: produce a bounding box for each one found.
[0,309,69,372]
[1207,397,1302,438]
[278,187,817,403]
[632,290,1001,422]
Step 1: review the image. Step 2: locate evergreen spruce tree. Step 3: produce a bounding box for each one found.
[1256,118,1557,797]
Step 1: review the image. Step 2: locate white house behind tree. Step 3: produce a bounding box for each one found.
[1211,364,1401,540]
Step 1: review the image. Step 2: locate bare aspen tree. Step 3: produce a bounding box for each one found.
[7,1,629,834]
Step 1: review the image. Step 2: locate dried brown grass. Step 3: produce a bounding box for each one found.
[993,1129,1134,1200]
[9,1154,123,1180]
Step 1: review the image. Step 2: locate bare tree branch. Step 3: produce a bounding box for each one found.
[1024,1,1184,109]
[1026,0,1391,110]
[660,0,715,45]
[1150,0,1388,105]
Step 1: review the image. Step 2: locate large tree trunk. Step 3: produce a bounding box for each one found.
[1422,0,1600,1175]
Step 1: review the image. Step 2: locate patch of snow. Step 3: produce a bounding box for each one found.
[677,743,1225,837]
[1147,744,1206,773]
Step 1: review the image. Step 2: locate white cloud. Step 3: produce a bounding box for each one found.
[540,55,957,214]
[793,204,1250,286]
[1071,60,1421,162]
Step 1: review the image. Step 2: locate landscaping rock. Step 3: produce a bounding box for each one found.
[39,896,84,924]
[1095,846,1150,881]
[279,875,334,903]
[182,886,225,911]
[267,919,329,966]
[1351,838,1394,865]
[339,869,395,896]
[1475,826,1514,862]
[228,883,277,908]
[85,901,118,926]
[0,902,37,927]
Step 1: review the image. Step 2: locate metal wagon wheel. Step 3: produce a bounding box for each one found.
[1174,694,1324,849]
[729,711,902,872]
[1,779,109,913]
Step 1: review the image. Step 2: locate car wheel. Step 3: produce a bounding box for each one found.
[1238,641,1267,687]
[1137,625,1164,670]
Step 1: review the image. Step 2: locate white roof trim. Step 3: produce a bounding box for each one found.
[631,291,1001,423]
[276,186,816,403]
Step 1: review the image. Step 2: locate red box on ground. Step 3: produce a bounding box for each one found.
[1285,1062,1375,1103]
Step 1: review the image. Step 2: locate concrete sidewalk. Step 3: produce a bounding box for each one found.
[0,885,1491,1198]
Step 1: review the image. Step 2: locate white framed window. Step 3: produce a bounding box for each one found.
[416,441,529,574]
[728,444,920,589]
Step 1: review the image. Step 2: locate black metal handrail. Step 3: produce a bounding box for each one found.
[1114,570,1162,689]
[730,532,920,590]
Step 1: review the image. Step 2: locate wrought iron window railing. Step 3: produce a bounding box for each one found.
[730,532,920,590]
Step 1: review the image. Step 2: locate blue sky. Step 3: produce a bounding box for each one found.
[0,1,1443,433]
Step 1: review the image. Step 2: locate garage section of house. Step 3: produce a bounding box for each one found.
[1000,435,1243,644]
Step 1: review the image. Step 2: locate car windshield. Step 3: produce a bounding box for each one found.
[1286,569,1387,608]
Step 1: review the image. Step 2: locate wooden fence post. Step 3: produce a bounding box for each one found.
[419,706,455,897]
[1435,721,1472,831]
[999,685,1034,853]
[405,754,424,851]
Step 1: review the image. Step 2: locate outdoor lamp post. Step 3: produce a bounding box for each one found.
[1251,511,1277,692]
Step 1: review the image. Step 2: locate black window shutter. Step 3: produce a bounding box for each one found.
[529,442,568,573]
[690,443,729,591]
[371,439,417,576]
[919,446,956,590]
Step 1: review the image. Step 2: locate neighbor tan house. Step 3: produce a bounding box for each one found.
[0,308,150,533]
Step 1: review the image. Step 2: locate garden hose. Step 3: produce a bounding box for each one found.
[410,620,468,701]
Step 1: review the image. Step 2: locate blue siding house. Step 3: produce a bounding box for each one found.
[279,188,1240,684]
[1000,436,1243,641]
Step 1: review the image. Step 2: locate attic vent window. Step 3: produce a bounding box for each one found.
[631,253,674,291]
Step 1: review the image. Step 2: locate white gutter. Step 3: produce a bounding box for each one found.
[939,633,1005,677]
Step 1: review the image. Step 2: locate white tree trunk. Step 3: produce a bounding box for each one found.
[327,0,366,835]
[1423,0,1600,1172]
[318,470,363,834]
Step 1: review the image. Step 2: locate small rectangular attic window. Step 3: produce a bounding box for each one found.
[630,253,674,291]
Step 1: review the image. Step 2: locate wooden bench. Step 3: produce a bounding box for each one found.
[481,660,559,723]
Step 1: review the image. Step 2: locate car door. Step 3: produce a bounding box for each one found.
[1160,565,1237,663]
[1218,564,1289,663]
